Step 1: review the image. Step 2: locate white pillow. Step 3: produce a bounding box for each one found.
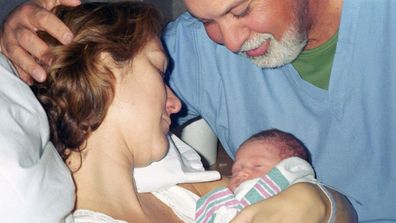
[0,54,75,223]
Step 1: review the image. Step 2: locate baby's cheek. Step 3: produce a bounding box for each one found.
[229,178,240,192]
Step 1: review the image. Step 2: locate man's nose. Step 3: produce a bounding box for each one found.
[165,86,182,114]
[205,18,249,52]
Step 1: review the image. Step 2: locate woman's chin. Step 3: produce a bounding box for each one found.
[153,138,170,161]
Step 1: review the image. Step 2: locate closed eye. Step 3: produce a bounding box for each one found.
[232,5,251,19]
[254,165,263,169]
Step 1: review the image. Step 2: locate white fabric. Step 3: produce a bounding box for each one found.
[0,53,75,223]
[134,134,220,192]
[275,157,317,184]
[152,185,200,223]
[213,206,238,223]
[65,209,127,223]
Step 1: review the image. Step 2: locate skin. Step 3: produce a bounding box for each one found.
[229,140,283,192]
[104,38,174,167]
[67,37,184,222]
[0,0,357,222]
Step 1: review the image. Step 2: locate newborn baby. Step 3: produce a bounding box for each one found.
[196,129,319,223]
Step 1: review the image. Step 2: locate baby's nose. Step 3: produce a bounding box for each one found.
[230,172,249,191]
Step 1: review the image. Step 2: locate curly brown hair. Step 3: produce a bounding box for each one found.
[31,2,162,160]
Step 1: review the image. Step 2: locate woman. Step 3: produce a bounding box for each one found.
[32,2,193,222]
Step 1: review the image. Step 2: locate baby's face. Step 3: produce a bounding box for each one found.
[229,140,282,192]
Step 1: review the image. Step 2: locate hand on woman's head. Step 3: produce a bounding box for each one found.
[0,0,81,84]
[31,2,164,160]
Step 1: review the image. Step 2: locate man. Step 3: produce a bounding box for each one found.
[162,1,396,221]
[1,0,395,222]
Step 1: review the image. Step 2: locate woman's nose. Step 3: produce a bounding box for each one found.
[165,86,182,114]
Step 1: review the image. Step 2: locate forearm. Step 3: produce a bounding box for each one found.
[326,187,358,223]
[291,183,358,223]
[229,182,358,223]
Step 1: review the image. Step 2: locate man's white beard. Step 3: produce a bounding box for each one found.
[239,28,307,68]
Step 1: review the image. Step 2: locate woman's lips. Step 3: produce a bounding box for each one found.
[245,40,270,58]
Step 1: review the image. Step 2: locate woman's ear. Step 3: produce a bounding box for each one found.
[65,148,84,172]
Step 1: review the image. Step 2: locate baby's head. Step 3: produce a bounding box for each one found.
[229,129,309,191]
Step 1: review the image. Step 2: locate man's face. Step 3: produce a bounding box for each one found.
[183,0,309,68]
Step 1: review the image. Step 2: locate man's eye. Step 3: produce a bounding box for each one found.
[232,6,251,19]
[201,19,213,25]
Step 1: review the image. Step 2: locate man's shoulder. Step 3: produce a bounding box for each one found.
[163,12,206,39]
[166,12,201,29]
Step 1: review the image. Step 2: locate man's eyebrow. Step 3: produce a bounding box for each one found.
[189,0,247,22]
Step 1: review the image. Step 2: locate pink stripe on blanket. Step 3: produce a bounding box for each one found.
[196,189,234,217]
[261,175,282,193]
[240,197,250,207]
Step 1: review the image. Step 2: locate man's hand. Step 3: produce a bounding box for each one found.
[0,0,81,84]
[230,183,358,223]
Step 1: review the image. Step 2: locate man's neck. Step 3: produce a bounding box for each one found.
[305,0,343,50]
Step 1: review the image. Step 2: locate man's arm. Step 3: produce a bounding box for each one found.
[182,178,357,222]
[230,183,358,223]
[328,187,358,223]
[0,0,80,84]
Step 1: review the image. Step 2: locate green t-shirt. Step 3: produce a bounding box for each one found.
[292,32,338,90]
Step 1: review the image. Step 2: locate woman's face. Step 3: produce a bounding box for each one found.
[107,37,181,167]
